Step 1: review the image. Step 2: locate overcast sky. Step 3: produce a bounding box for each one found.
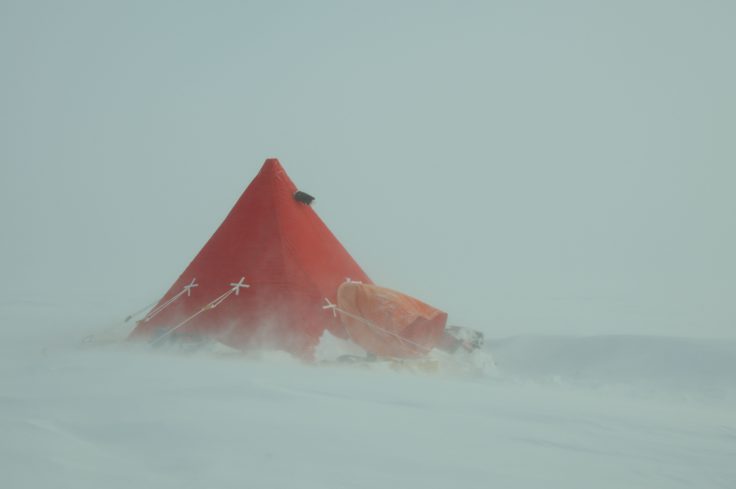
[1,0,734,338]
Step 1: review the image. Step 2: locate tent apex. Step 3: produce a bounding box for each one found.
[259,157,286,176]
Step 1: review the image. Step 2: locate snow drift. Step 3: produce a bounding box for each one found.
[2,302,735,488]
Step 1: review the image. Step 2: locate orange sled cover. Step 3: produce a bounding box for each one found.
[336,282,447,358]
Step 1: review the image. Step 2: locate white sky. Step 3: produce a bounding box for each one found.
[1,0,734,337]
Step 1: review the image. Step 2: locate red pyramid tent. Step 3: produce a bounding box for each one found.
[130,158,371,357]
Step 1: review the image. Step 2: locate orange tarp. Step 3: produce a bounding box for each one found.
[337,282,447,358]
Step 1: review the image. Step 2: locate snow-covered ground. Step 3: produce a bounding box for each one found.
[2,302,735,488]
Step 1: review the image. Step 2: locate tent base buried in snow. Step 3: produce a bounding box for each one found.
[130,158,458,360]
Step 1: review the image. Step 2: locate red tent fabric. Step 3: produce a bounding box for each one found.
[130,158,371,357]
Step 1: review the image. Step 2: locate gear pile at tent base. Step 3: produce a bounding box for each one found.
[129,159,481,361]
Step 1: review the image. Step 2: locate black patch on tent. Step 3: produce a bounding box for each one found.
[294,190,315,205]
